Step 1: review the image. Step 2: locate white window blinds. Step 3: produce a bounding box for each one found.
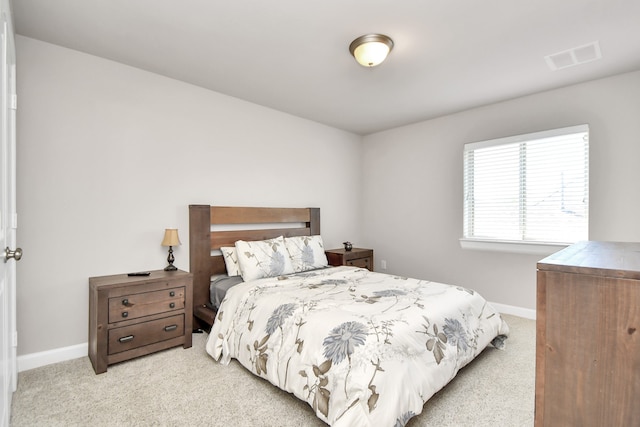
[463,125,589,245]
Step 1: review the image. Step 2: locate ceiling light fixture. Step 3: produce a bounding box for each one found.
[349,34,394,67]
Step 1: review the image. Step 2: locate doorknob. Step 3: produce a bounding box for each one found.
[4,247,22,262]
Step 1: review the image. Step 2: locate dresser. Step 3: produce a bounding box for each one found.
[326,248,374,271]
[536,241,640,426]
[89,269,193,374]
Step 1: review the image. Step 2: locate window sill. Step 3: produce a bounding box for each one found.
[459,238,568,256]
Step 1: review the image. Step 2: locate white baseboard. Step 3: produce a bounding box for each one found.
[15,302,534,372]
[491,302,536,320]
[17,342,88,372]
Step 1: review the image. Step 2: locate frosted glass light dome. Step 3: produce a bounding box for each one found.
[349,34,394,67]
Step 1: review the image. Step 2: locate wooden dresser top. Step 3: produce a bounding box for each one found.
[538,241,640,279]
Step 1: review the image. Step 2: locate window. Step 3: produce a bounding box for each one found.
[462,125,589,252]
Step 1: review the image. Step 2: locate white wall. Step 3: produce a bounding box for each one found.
[361,70,640,310]
[15,36,363,356]
[16,33,640,359]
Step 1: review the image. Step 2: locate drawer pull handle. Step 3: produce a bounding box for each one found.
[122,298,129,306]
[169,302,175,309]
[169,291,175,297]
[119,335,134,343]
[164,325,178,332]
[122,312,128,318]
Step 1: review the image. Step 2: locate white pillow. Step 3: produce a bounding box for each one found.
[285,235,328,272]
[220,246,241,277]
[235,236,295,281]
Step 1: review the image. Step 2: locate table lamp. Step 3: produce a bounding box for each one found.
[161,228,181,271]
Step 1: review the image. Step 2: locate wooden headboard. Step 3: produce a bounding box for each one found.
[189,205,320,329]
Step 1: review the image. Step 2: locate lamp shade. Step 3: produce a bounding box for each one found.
[349,34,394,67]
[161,228,181,246]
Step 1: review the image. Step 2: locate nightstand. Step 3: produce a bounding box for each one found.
[326,248,374,271]
[88,269,193,374]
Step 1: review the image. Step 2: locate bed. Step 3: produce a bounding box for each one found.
[189,205,509,427]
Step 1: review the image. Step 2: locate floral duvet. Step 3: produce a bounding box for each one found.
[206,266,509,427]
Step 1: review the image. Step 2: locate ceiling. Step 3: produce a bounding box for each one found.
[11,0,640,135]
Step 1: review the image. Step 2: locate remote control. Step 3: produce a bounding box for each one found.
[127,271,151,276]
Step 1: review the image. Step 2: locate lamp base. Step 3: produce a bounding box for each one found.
[164,245,177,271]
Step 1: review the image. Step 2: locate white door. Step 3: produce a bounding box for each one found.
[0,1,17,425]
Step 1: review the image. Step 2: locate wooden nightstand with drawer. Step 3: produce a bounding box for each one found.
[326,248,374,271]
[89,269,193,374]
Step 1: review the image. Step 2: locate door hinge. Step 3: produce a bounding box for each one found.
[12,331,17,347]
[10,94,17,110]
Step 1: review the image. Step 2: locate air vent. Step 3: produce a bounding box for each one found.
[545,41,602,71]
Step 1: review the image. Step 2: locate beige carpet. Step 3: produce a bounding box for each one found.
[11,314,534,426]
